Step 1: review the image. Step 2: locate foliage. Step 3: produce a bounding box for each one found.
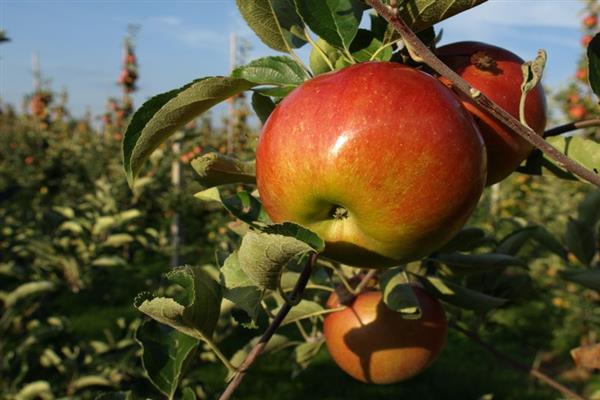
[2,1,600,399]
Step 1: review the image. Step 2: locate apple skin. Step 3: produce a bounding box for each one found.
[256,62,486,267]
[437,42,548,186]
[323,288,447,384]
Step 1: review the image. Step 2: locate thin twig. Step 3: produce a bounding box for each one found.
[218,252,318,400]
[544,118,600,138]
[365,0,600,188]
[449,321,585,400]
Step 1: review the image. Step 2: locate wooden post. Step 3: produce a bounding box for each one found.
[227,32,237,154]
[170,139,182,267]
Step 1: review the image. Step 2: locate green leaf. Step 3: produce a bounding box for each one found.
[219,252,264,322]
[123,77,254,185]
[293,339,324,374]
[236,0,307,53]
[587,33,600,97]
[295,0,363,50]
[565,218,596,266]
[195,188,269,226]
[379,268,421,318]
[398,0,487,33]
[434,253,526,270]
[95,392,135,400]
[52,206,75,219]
[545,136,600,179]
[69,376,114,393]
[190,153,256,188]
[181,388,197,400]
[578,190,600,228]
[251,92,276,124]
[419,276,507,313]
[309,37,339,75]
[497,226,539,256]
[102,233,135,247]
[496,225,567,260]
[232,56,308,87]
[561,270,600,291]
[532,226,568,260]
[135,319,199,399]
[91,256,127,268]
[134,266,222,341]
[262,222,325,252]
[59,221,84,234]
[14,381,54,400]
[92,216,117,236]
[4,281,55,308]
[438,227,487,253]
[238,229,313,290]
[273,299,324,325]
[349,29,392,62]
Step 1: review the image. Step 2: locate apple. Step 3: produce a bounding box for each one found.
[437,41,548,185]
[569,105,587,120]
[323,287,447,384]
[581,35,593,47]
[583,14,598,28]
[576,68,588,82]
[256,62,486,267]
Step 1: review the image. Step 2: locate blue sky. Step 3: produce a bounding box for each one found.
[0,1,585,121]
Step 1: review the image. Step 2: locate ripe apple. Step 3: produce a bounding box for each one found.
[256,62,486,267]
[581,35,593,47]
[576,68,588,82]
[583,14,598,28]
[569,105,587,120]
[437,41,548,185]
[323,287,447,384]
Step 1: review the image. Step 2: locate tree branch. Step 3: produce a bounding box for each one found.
[365,0,600,188]
[449,321,585,400]
[544,118,600,138]
[218,252,318,400]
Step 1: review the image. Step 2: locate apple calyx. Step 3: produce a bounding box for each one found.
[470,51,498,73]
[330,205,349,220]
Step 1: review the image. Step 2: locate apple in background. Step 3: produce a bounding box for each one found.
[438,41,547,186]
[576,68,588,82]
[569,105,587,120]
[583,14,598,28]
[581,35,593,47]
[256,62,486,267]
[323,287,447,384]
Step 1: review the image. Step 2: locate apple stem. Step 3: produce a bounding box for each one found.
[218,252,318,400]
[449,321,586,400]
[365,0,600,188]
[544,118,600,138]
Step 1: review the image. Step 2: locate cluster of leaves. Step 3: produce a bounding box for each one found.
[0,91,244,398]
[554,0,600,132]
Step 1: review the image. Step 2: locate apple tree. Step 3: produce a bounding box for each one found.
[115,1,600,399]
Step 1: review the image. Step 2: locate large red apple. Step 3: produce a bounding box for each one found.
[323,287,447,384]
[437,42,548,185]
[256,62,486,267]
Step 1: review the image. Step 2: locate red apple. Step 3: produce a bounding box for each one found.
[581,35,593,47]
[438,41,548,185]
[256,62,486,267]
[576,68,588,82]
[569,105,587,120]
[323,287,447,384]
[583,14,598,28]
